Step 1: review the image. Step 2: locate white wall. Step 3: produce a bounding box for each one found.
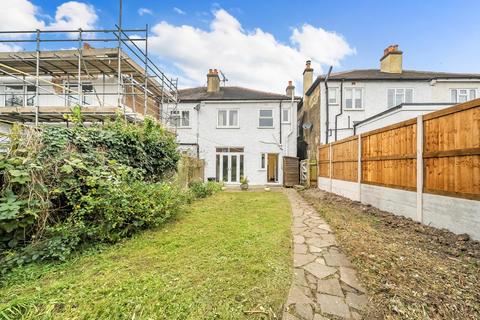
[165,99,298,185]
[317,176,480,240]
[318,80,479,143]
[355,104,452,134]
[0,76,119,107]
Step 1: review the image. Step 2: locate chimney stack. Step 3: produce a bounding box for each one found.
[303,60,313,96]
[207,68,220,92]
[286,80,295,98]
[380,44,403,73]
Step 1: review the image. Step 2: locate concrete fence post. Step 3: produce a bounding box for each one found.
[357,134,362,202]
[329,143,333,192]
[416,115,424,223]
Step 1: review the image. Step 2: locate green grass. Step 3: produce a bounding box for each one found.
[0,191,292,320]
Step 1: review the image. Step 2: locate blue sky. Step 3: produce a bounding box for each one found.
[3,0,480,92]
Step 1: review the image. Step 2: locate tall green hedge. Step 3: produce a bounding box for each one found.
[0,116,189,272]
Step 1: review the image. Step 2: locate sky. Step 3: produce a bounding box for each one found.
[1,0,479,93]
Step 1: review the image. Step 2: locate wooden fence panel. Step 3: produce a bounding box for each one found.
[318,145,330,178]
[331,136,358,182]
[423,100,480,199]
[361,119,417,190]
[283,156,299,187]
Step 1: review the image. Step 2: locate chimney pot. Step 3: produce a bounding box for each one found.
[286,80,295,97]
[380,44,403,74]
[207,68,220,92]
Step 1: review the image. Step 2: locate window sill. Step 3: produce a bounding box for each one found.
[257,126,275,129]
[216,126,240,129]
[344,108,365,111]
[176,126,192,129]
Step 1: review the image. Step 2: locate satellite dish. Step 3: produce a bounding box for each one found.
[302,122,312,130]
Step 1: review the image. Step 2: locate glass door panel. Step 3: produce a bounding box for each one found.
[231,155,237,182]
[222,155,228,182]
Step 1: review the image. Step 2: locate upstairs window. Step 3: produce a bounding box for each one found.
[282,108,290,123]
[217,109,238,127]
[259,109,274,127]
[329,87,338,104]
[345,88,363,109]
[65,83,94,106]
[387,88,413,108]
[450,89,476,103]
[170,110,190,127]
[4,85,36,107]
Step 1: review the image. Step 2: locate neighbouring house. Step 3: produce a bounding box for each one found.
[298,44,480,161]
[0,28,178,130]
[164,69,299,186]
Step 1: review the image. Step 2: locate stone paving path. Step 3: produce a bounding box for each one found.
[283,189,368,320]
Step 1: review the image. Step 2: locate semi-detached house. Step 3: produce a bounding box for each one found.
[165,69,299,186]
[298,45,480,161]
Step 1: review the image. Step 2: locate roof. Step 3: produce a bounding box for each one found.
[306,69,480,95]
[178,86,293,102]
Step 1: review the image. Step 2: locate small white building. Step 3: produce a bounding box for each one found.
[299,45,480,150]
[165,70,299,186]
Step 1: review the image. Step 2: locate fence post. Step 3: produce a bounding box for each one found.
[357,134,362,202]
[328,143,332,192]
[416,115,424,223]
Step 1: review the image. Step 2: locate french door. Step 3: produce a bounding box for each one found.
[216,147,244,183]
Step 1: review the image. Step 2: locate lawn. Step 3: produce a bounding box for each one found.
[0,191,292,320]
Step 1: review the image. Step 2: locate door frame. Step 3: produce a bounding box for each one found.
[216,152,244,183]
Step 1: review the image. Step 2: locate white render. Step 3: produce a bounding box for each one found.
[165,98,298,186]
[317,177,480,240]
[317,79,480,143]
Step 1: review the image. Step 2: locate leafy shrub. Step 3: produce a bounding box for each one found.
[189,181,222,199]
[0,116,186,273]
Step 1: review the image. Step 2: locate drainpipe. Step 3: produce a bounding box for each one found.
[324,66,333,144]
[279,100,282,144]
[285,88,295,155]
[334,79,345,141]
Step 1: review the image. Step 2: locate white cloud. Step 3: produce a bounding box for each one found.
[0,1,97,36]
[46,1,98,32]
[173,7,186,15]
[0,0,45,36]
[149,9,355,92]
[138,8,153,16]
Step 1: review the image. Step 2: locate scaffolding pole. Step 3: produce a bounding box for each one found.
[35,29,40,126]
[144,24,148,116]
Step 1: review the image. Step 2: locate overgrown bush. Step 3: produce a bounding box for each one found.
[0,114,204,273]
[188,181,223,199]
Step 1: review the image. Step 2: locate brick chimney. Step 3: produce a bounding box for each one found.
[286,80,295,98]
[380,44,403,73]
[207,69,220,93]
[303,60,313,96]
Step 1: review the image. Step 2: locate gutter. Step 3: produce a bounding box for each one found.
[334,79,344,141]
[324,66,333,144]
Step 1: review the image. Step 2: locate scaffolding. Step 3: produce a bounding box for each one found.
[0,26,178,125]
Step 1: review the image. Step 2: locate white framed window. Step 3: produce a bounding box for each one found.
[4,85,37,107]
[387,88,414,108]
[170,110,190,127]
[344,88,363,109]
[217,109,239,128]
[329,87,338,105]
[450,89,476,103]
[64,83,94,106]
[260,153,266,169]
[181,110,190,127]
[259,109,274,128]
[281,108,290,123]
